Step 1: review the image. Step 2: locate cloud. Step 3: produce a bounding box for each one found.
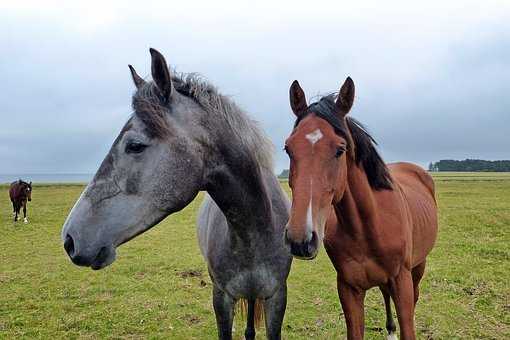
[0,1,508,174]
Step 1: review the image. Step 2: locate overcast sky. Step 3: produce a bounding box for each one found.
[1,1,509,174]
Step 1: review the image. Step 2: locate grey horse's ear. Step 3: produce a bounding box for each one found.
[149,48,173,103]
[128,65,145,89]
[289,80,308,117]
[335,77,355,117]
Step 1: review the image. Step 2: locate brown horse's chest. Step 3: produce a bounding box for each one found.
[325,229,408,289]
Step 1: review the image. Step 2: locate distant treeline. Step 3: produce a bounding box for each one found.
[278,159,510,177]
[429,159,510,172]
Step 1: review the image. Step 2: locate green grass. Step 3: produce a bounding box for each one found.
[1,173,509,339]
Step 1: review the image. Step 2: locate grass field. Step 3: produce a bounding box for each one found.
[1,173,509,339]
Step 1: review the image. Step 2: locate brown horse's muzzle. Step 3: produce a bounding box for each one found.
[284,228,319,260]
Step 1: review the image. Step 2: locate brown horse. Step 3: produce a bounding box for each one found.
[283,78,438,340]
[9,179,32,223]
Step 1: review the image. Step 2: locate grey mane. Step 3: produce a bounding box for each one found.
[133,72,274,171]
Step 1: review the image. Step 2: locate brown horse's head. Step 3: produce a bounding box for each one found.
[26,181,32,201]
[284,78,355,259]
[17,179,32,201]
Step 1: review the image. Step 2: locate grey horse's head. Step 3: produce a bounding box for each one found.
[61,49,208,269]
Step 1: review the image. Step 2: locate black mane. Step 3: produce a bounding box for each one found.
[295,94,393,191]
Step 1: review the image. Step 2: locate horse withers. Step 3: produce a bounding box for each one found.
[61,49,292,339]
[9,179,32,223]
[283,78,438,340]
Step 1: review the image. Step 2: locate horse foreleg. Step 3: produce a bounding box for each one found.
[380,285,397,339]
[14,203,19,222]
[338,277,366,340]
[263,283,287,340]
[389,269,416,340]
[244,299,256,340]
[23,202,28,223]
[212,285,235,340]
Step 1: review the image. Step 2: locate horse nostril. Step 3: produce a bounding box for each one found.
[307,231,318,254]
[64,235,75,257]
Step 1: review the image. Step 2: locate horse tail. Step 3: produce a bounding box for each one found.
[236,298,264,329]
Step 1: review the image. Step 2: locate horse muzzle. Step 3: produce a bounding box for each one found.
[63,234,116,270]
[284,229,319,260]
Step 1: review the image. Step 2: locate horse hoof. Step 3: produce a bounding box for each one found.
[24,218,28,224]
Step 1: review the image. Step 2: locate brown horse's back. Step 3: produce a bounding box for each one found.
[388,162,438,266]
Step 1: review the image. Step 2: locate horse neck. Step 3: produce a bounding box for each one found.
[204,141,274,239]
[333,156,381,241]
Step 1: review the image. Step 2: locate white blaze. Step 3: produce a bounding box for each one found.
[306,188,313,237]
[303,129,323,240]
[305,129,323,145]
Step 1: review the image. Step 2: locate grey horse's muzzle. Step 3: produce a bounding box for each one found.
[63,233,116,270]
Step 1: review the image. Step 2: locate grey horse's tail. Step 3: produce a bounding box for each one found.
[236,298,264,328]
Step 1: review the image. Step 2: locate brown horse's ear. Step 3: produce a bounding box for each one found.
[149,48,173,103]
[128,65,146,89]
[289,80,308,117]
[335,77,355,117]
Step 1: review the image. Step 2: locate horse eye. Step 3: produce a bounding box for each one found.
[335,147,346,158]
[125,141,148,154]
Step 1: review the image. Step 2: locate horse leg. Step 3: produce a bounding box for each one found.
[263,284,287,340]
[23,201,28,223]
[212,285,235,340]
[244,299,256,340]
[379,285,397,339]
[388,269,416,340]
[411,261,426,306]
[14,203,19,222]
[338,277,366,340]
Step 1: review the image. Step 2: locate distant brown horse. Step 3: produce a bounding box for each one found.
[283,78,438,339]
[9,180,32,223]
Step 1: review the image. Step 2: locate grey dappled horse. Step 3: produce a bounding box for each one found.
[61,49,292,339]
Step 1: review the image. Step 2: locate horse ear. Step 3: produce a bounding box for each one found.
[149,48,173,103]
[289,80,308,117]
[335,77,355,117]
[128,65,145,89]
[29,181,32,186]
